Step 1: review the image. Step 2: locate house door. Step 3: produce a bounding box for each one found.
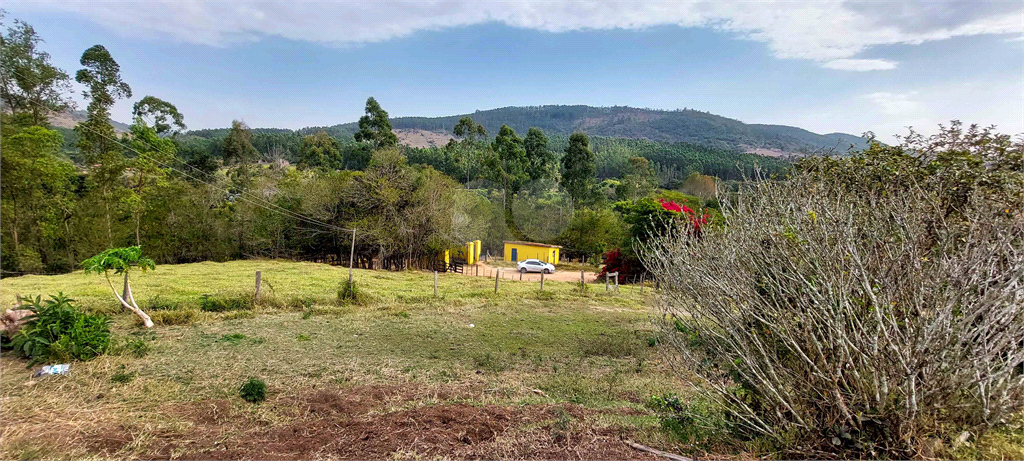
[511,248,518,261]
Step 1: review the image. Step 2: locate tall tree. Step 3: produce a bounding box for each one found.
[486,125,529,203]
[616,156,657,202]
[132,95,186,135]
[451,116,487,183]
[0,14,74,126]
[299,130,342,169]
[125,106,179,245]
[453,116,486,143]
[75,44,131,247]
[0,123,76,272]
[74,44,131,160]
[222,120,259,165]
[523,127,555,181]
[561,132,597,214]
[353,97,397,149]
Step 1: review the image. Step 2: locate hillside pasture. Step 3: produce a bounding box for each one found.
[0,260,707,460]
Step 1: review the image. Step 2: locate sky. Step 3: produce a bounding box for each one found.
[4,1,1023,143]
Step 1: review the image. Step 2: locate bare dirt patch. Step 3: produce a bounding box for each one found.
[143,385,659,460]
[396,129,454,148]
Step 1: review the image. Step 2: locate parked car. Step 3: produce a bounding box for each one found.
[517,259,555,274]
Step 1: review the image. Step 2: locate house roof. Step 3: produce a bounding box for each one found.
[503,240,562,249]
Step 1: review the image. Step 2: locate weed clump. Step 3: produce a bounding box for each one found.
[10,293,111,366]
[199,294,252,312]
[147,309,198,326]
[240,377,266,403]
[110,365,136,384]
[337,280,369,305]
[145,295,180,311]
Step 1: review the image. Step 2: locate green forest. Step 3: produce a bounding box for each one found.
[0,15,768,276]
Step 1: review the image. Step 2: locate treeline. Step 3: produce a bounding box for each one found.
[0,13,746,276]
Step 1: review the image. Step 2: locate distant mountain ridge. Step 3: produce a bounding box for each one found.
[318,105,871,155]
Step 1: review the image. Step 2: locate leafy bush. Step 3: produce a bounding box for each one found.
[643,124,1023,457]
[199,294,252,312]
[647,394,731,448]
[337,280,364,305]
[240,377,266,403]
[10,294,111,366]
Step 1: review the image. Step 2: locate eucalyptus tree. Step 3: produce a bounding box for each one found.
[560,132,596,215]
[353,97,398,149]
[0,14,74,126]
[75,44,132,246]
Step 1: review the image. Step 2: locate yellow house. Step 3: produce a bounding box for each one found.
[504,241,561,264]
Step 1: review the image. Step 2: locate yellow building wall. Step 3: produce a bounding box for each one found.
[504,243,560,264]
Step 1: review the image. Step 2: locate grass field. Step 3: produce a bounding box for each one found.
[0,260,708,460]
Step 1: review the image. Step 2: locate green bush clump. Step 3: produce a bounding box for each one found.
[10,293,111,366]
[240,377,266,403]
[337,280,360,304]
[647,394,730,448]
[199,294,252,312]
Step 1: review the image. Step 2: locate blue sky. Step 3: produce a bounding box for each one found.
[5,1,1023,143]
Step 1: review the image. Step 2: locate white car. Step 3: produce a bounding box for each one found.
[517,259,555,274]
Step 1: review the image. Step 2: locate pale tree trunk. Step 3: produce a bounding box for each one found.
[109,272,153,328]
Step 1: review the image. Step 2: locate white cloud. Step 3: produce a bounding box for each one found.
[863,92,920,115]
[823,59,898,71]
[781,83,1023,144]
[10,1,1023,70]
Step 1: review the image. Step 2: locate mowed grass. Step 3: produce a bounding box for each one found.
[0,260,689,460]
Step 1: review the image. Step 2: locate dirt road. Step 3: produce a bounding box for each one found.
[464,262,602,283]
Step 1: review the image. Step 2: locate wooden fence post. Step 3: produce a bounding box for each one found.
[540,271,545,291]
[519,271,523,281]
[348,228,356,284]
[434,271,438,297]
[614,273,619,293]
[640,274,645,294]
[254,271,262,300]
[494,269,500,293]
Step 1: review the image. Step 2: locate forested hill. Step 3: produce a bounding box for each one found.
[317,105,870,155]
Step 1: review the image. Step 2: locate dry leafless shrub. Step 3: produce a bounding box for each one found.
[641,147,1023,456]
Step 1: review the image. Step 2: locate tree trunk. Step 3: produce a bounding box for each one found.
[107,273,153,328]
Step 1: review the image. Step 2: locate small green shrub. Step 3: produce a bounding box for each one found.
[145,295,179,311]
[647,394,731,448]
[110,365,136,384]
[11,294,111,366]
[222,310,255,321]
[337,280,365,305]
[240,377,266,403]
[199,294,252,312]
[296,334,310,341]
[300,309,314,320]
[121,339,149,358]
[472,351,511,373]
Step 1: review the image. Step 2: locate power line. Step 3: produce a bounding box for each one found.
[7,69,354,234]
